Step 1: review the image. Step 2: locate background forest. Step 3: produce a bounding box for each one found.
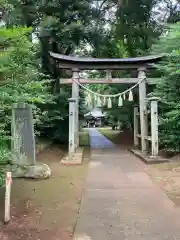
[0,0,180,160]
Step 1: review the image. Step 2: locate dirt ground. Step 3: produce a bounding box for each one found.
[1,129,180,239]
[0,146,89,240]
[147,161,180,206]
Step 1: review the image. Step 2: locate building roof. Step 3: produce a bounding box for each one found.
[84,109,105,118]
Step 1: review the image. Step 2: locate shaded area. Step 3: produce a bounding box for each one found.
[0,146,89,240]
[88,128,116,149]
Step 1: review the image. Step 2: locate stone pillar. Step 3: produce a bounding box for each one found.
[150,97,159,156]
[68,98,76,158]
[72,69,80,148]
[138,67,148,153]
[11,103,36,166]
[133,106,139,148]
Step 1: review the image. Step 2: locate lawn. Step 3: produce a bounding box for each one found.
[98,127,121,143]
[79,127,120,146]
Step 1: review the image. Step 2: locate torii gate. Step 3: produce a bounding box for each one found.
[50,52,163,160]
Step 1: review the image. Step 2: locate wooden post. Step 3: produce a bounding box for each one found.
[134,106,139,148]
[4,172,12,224]
[72,69,80,148]
[138,68,148,153]
[150,97,159,156]
[106,70,112,79]
[11,103,36,165]
[68,98,76,158]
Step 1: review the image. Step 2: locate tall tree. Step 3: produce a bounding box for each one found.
[115,0,160,56]
[0,27,51,156]
[0,0,41,27]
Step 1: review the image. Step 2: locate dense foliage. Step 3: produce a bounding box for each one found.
[153,22,180,152]
[0,27,52,162]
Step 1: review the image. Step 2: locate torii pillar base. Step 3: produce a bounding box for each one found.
[60,147,84,165]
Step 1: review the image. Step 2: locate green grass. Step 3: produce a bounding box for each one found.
[79,127,120,146]
[79,128,90,146]
[98,127,120,143]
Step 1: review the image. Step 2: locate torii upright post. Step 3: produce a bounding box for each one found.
[133,106,139,148]
[68,98,76,158]
[150,97,159,156]
[72,69,80,149]
[138,67,148,153]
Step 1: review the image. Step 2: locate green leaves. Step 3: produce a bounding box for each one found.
[153,22,180,151]
[0,27,52,161]
[115,0,160,56]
